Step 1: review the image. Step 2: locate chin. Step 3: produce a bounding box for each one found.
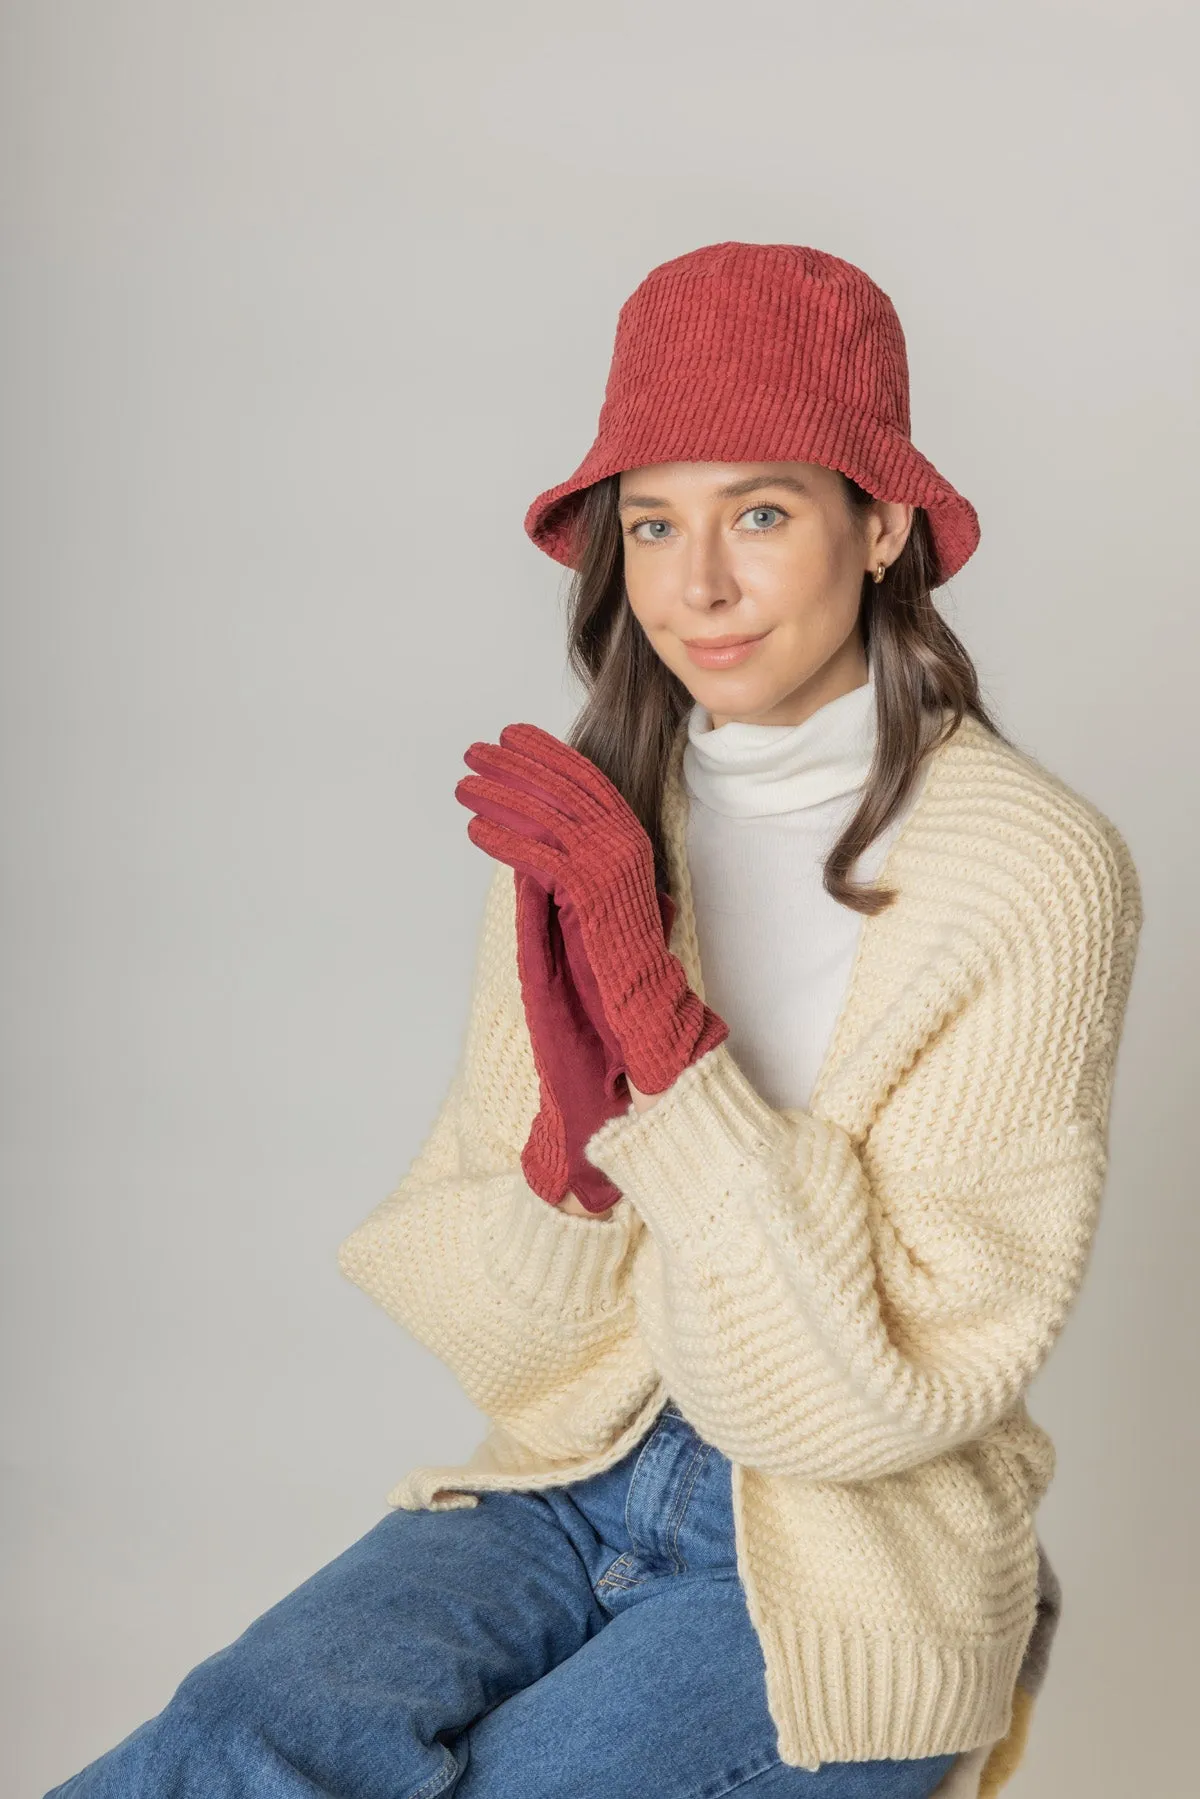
[688,671,785,715]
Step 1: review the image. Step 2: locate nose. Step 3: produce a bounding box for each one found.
[679,520,741,614]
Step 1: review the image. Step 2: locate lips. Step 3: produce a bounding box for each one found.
[681,630,769,670]
[682,633,766,649]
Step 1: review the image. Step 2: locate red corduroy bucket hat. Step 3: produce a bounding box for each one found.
[524,241,980,586]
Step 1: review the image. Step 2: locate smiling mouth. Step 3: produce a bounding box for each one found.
[681,631,770,667]
[682,633,767,648]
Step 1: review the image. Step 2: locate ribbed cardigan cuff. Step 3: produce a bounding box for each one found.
[474,1173,637,1318]
[755,1616,1032,1772]
[583,1042,792,1259]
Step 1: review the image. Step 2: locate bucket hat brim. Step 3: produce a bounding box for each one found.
[524,383,980,587]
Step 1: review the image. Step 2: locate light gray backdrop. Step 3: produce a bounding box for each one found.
[2,2,1194,1792]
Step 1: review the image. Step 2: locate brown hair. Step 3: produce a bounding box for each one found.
[561,473,1009,914]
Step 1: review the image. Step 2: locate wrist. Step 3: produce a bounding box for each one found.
[558,1189,616,1220]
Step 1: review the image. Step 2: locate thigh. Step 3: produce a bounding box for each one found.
[45,1489,608,1799]
[449,1571,961,1799]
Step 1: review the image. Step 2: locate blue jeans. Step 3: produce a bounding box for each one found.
[45,1403,961,1797]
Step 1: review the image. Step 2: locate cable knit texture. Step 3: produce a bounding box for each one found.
[338,710,1142,1782]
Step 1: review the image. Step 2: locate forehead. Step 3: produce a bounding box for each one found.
[616,461,831,505]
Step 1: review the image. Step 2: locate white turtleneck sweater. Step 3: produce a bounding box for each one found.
[681,663,921,1113]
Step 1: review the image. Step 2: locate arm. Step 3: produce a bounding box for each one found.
[584,815,1143,1483]
[338,862,654,1458]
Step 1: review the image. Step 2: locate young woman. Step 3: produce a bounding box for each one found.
[47,243,1141,1799]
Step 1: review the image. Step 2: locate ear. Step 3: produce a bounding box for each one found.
[871,498,914,567]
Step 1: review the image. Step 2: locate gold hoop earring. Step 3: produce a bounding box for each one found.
[873,562,886,584]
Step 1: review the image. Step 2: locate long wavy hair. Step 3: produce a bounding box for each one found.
[561,472,1009,915]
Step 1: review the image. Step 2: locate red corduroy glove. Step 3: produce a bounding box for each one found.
[455,722,728,1097]
[512,873,630,1213]
[455,752,676,1212]
[514,874,678,1212]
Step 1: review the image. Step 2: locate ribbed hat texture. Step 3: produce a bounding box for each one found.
[523,241,980,586]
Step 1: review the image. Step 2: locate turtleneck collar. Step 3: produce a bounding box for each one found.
[682,663,877,818]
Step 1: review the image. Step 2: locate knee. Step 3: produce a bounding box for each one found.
[169,1645,262,1734]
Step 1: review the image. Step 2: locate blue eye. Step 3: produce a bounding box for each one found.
[625,503,789,543]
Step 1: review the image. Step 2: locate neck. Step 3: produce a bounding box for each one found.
[683,659,877,819]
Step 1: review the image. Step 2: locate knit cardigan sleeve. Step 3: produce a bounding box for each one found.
[582,802,1143,1484]
[337,862,645,1454]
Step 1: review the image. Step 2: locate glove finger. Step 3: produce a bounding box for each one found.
[463,738,614,832]
[455,771,578,850]
[465,814,565,887]
[497,723,642,825]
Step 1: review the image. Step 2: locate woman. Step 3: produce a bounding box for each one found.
[47,243,1141,1799]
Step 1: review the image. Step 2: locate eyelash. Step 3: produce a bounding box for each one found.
[624,503,790,543]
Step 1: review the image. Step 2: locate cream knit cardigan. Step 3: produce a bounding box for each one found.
[338,709,1142,1779]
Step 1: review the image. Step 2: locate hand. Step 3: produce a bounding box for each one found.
[625,1077,664,1115]
[558,1189,614,1220]
[456,722,728,1096]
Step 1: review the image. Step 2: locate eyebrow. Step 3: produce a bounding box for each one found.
[617,474,809,511]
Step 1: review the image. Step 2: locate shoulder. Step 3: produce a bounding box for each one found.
[905,711,1143,954]
[879,714,1144,1131]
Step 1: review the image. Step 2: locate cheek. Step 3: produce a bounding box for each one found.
[736,547,862,676]
[621,557,668,624]
[735,529,838,613]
